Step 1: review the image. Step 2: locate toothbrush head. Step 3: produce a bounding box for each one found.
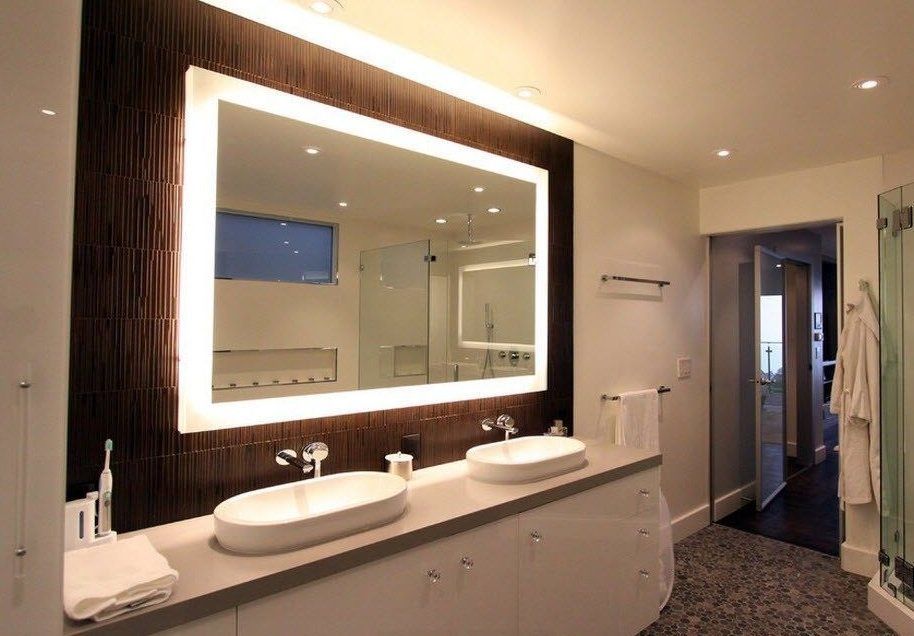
[104,439,113,452]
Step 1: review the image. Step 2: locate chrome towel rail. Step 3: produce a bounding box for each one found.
[600,274,670,287]
[601,385,671,401]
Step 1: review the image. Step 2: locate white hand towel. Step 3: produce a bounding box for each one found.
[616,389,660,451]
[64,535,179,622]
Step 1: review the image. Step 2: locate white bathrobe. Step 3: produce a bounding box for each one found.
[830,292,880,508]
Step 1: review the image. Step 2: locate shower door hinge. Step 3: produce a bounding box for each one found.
[880,549,891,567]
[892,206,914,234]
[895,556,914,588]
[424,254,437,262]
[877,217,888,230]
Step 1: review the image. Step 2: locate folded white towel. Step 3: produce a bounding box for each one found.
[616,389,660,451]
[64,535,179,622]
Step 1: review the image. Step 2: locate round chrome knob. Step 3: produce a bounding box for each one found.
[530,530,543,543]
[639,569,650,579]
[638,528,650,537]
[638,488,651,497]
[460,556,474,570]
[427,569,441,584]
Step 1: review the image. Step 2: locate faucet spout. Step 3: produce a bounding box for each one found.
[302,442,330,478]
[481,414,519,440]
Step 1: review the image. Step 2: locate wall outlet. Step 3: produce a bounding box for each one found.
[677,357,692,379]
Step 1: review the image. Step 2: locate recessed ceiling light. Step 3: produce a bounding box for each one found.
[304,146,321,155]
[514,86,541,99]
[283,240,290,245]
[293,250,300,254]
[280,222,288,226]
[852,77,887,90]
[435,218,447,224]
[473,186,485,193]
[776,263,783,268]
[338,201,348,207]
[40,108,56,116]
[487,207,502,214]
[715,149,732,158]
[309,1,343,14]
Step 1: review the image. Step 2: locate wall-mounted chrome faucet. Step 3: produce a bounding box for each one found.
[275,442,330,478]
[481,414,519,440]
[302,442,329,478]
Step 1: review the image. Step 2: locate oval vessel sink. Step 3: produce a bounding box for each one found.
[466,436,587,483]
[214,471,407,554]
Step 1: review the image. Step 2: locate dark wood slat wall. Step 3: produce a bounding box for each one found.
[69,0,574,532]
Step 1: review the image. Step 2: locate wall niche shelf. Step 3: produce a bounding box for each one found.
[212,347,338,391]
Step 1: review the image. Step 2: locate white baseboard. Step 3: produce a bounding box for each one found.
[868,574,914,635]
[672,503,710,543]
[713,482,755,521]
[842,541,878,577]
[814,445,827,465]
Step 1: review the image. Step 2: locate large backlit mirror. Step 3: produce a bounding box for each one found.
[180,68,548,432]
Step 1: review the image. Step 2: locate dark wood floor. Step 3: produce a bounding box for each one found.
[718,413,839,556]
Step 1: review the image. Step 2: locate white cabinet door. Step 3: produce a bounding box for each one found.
[517,469,660,636]
[237,517,518,636]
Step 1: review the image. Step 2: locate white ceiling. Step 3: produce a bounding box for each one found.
[327,0,914,187]
[217,102,535,242]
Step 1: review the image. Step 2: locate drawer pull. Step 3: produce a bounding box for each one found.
[460,556,474,570]
[638,528,651,537]
[530,530,543,543]
[427,569,442,583]
[638,488,651,497]
[639,569,650,579]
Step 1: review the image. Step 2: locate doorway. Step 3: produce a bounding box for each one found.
[709,225,840,555]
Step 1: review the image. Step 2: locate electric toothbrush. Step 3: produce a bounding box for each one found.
[98,439,113,536]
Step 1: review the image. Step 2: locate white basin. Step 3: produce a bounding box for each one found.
[214,471,407,554]
[465,436,587,483]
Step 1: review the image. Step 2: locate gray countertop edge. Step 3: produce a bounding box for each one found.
[65,453,661,636]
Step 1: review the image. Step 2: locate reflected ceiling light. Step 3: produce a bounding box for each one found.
[775,263,783,268]
[304,146,321,155]
[293,250,300,254]
[487,207,502,214]
[473,186,485,193]
[852,77,887,90]
[435,218,447,224]
[280,222,288,226]
[715,149,732,158]
[283,240,290,245]
[309,1,343,15]
[338,201,348,207]
[514,86,541,99]
[40,108,56,116]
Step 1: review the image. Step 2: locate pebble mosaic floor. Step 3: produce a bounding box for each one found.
[641,524,892,635]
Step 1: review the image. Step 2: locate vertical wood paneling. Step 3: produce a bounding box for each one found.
[69,0,574,532]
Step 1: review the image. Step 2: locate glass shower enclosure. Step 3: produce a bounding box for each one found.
[879,182,914,603]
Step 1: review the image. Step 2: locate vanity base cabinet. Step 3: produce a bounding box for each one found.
[237,517,518,636]
[518,468,661,636]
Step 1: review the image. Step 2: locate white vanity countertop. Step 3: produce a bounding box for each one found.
[64,439,659,635]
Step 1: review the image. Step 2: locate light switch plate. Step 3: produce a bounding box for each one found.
[677,357,692,379]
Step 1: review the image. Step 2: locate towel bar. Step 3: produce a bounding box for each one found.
[601,385,671,401]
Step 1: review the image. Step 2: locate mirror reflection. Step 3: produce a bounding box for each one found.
[213,103,536,401]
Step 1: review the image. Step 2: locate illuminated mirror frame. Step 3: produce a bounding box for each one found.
[179,67,549,433]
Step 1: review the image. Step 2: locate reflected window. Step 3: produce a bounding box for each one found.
[215,211,337,284]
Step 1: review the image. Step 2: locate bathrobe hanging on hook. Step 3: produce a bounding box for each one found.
[830,289,880,508]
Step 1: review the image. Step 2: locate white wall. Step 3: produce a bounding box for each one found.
[0,1,81,633]
[700,153,906,576]
[574,144,710,542]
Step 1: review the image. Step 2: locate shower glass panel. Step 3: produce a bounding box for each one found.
[879,182,914,605]
[358,240,430,389]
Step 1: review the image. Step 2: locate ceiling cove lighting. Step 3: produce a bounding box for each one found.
[715,149,732,158]
[852,77,887,90]
[514,86,541,99]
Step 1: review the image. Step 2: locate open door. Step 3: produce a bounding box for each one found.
[754,246,787,510]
